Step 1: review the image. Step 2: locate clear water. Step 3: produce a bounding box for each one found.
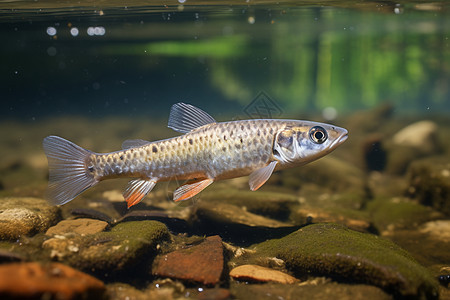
[2,1,449,119]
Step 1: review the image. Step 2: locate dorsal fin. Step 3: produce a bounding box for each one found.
[122,139,151,150]
[168,103,216,134]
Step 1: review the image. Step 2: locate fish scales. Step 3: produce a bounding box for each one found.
[43,102,348,207]
[91,119,286,182]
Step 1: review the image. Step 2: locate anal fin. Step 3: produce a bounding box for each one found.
[173,178,214,202]
[123,179,157,208]
[249,161,278,191]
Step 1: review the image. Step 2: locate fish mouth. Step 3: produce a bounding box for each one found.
[331,129,348,148]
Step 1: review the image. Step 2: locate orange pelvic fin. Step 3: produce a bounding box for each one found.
[173,178,214,202]
[123,179,157,208]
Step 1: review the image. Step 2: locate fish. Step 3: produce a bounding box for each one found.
[43,102,348,208]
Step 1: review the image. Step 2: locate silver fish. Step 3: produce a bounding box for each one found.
[43,103,348,207]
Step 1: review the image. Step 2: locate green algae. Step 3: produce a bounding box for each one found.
[406,157,450,216]
[256,223,439,299]
[48,220,170,275]
[366,197,443,232]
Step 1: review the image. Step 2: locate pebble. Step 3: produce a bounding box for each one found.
[0,262,105,299]
[152,235,224,285]
[0,197,60,240]
[230,264,298,284]
[45,218,109,236]
[419,220,450,242]
[392,120,439,154]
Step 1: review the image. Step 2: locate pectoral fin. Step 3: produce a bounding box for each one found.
[249,161,278,191]
[173,178,214,202]
[123,179,157,208]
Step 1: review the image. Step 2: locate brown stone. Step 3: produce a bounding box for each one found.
[229,264,298,284]
[0,262,105,299]
[152,235,224,285]
[45,218,109,236]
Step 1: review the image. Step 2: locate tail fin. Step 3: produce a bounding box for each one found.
[43,136,98,205]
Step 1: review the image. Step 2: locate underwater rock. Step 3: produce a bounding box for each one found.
[152,235,224,285]
[118,209,191,233]
[386,121,441,175]
[230,281,393,300]
[0,262,105,299]
[392,120,439,155]
[106,282,183,300]
[70,208,115,224]
[384,229,450,271]
[0,197,60,240]
[106,283,149,300]
[202,188,298,221]
[197,288,231,300]
[292,205,372,233]
[43,220,169,275]
[45,218,109,236]
[406,157,450,216]
[194,201,298,245]
[229,264,298,284]
[367,197,443,233]
[419,220,450,243]
[256,223,439,299]
[0,249,24,263]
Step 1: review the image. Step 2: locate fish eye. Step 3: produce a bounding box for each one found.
[309,126,328,144]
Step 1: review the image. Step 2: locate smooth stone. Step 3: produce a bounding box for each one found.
[229,264,298,284]
[384,229,450,270]
[406,157,450,216]
[152,235,224,285]
[43,220,170,275]
[194,202,298,245]
[419,220,450,242]
[0,262,105,299]
[0,197,60,240]
[256,223,439,299]
[118,209,190,232]
[202,188,298,221]
[196,202,293,228]
[46,218,109,236]
[392,120,439,154]
[231,281,393,300]
[293,205,371,233]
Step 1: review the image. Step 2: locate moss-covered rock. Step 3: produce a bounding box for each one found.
[406,157,450,216]
[256,223,439,299]
[366,197,443,233]
[0,197,60,240]
[43,220,170,276]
